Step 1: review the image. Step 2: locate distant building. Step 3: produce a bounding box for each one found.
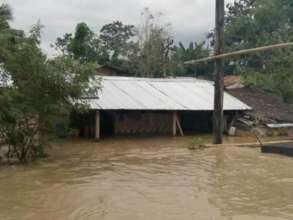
[78,76,251,140]
[224,75,293,126]
[96,65,132,77]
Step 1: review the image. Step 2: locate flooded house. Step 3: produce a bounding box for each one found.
[77,76,251,140]
[224,75,293,136]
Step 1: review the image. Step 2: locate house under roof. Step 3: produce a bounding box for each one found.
[78,76,251,140]
[87,76,251,111]
[224,75,293,124]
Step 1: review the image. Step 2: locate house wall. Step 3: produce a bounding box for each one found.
[75,110,239,139]
[101,111,173,136]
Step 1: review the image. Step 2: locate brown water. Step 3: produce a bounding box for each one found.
[1,137,293,220]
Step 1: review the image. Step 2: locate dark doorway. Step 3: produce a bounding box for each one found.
[100,111,115,136]
[180,111,213,134]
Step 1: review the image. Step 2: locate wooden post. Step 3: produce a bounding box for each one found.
[175,114,184,136]
[172,111,177,136]
[95,110,100,141]
[213,0,225,144]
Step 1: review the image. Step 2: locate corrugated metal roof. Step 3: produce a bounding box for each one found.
[85,76,251,111]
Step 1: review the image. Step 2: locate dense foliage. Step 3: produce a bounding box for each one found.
[0,4,98,163]
[54,8,211,78]
[54,22,108,64]
[170,42,212,77]
[216,0,293,103]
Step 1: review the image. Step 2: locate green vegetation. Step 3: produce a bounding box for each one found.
[187,137,208,150]
[211,0,293,103]
[54,7,211,78]
[0,4,99,163]
[54,22,108,64]
[170,42,212,77]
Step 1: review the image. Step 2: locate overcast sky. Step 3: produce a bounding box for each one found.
[3,0,234,56]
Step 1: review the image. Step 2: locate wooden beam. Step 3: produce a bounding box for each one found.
[172,112,177,136]
[213,0,225,144]
[184,42,293,65]
[175,114,184,136]
[95,110,100,141]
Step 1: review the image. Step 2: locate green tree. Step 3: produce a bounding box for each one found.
[208,0,293,102]
[0,4,24,63]
[170,42,212,77]
[0,6,99,163]
[0,3,12,29]
[128,8,174,77]
[54,33,73,55]
[71,22,96,62]
[54,22,109,64]
[100,21,135,65]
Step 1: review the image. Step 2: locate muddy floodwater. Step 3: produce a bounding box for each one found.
[1,137,293,220]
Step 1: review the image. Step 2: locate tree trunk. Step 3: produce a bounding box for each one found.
[213,0,225,144]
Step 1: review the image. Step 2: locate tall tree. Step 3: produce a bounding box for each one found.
[71,23,96,61]
[100,21,135,65]
[131,8,174,77]
[0,4,24,63]
[53,23,109,64]
[0,3,12,29]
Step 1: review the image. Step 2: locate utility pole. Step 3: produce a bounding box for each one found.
[213,0,225,144]
[184,2,293,145]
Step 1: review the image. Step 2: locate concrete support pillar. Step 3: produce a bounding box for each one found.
[95,110,100,141]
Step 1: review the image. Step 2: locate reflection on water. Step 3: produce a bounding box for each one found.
[0,137,293,220]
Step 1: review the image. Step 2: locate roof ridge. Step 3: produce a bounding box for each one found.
[99,76,212,83]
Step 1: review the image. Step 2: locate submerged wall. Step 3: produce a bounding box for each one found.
[101,111,173,136]
[75,110,238,139]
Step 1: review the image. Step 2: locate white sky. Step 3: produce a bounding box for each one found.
[3,0,235,56]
